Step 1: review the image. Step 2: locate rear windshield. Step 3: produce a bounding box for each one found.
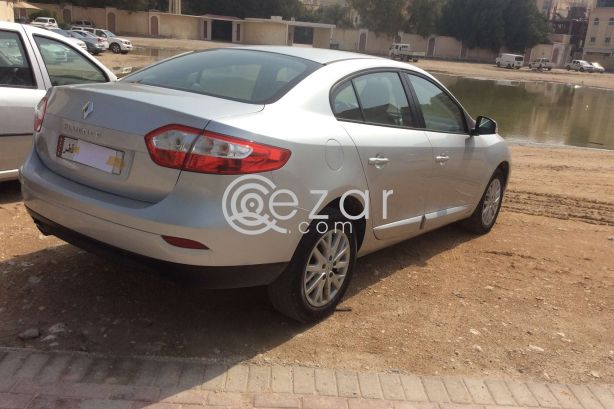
[122,49,322,104]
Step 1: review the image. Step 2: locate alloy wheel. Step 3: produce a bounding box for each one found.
[482,178,502,227]
[303,229,350,308]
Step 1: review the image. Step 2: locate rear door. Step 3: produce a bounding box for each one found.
[332,71,433,240]
[0,26,47,176]
[404,73,488,230]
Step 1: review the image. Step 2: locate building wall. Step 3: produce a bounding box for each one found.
[433,36,461,59]
[0,1,15,22]
[313,27,332,48]
[114,9,149,35]
[243,22,287,45]
[583,6,614,68]
[158,13,200,39]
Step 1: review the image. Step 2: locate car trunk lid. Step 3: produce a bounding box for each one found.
[35,82,264,203]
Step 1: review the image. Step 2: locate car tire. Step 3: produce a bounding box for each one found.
[580,67,584,72]
[507,64,511,69]
[566,66,570,71]
[529,64,532,69]
[461,170,505,235]
[267,208,357,323]
[110,43,121,54]
[496,62,501,67]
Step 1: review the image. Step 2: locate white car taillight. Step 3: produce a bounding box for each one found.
[145,125,291,175]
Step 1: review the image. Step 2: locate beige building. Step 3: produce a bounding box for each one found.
[583,2,614,69]
[535,0,596,18]
[0,0,16,22]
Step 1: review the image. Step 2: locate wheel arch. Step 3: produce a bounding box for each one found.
[496,160,510,189]
[320,195,366,252]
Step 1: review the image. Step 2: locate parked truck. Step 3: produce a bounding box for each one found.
[389,43,425,62]
[528,58,554,71]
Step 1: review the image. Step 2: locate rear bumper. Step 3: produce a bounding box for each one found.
[28,208,286,288]
[20,149,301,283]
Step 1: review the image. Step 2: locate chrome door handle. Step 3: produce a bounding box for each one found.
[435,154,450,164]
[368,157,390,169]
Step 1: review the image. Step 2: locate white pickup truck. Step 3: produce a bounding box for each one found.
[528,58,554,71]
[0,22,116,181]
[389,43,425,62]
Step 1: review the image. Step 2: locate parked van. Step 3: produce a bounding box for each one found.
[496,54,524,69]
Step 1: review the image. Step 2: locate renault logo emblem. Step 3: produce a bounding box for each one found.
[81,101,94,120]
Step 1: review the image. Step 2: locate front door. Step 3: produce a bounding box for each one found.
[404,73,488,230]
[331,72,432,241]
[0,28,46,176]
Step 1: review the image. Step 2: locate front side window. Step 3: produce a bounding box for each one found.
[123,49,321,104]
[352,72,416,127]
[33,35,106,86]
[0,30,35,88]
[407,74,466,133]
[332,81,362,121]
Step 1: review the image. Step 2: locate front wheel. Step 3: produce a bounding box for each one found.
[268,209,356,323]
[110,43,121,54]
[461,170,505,234]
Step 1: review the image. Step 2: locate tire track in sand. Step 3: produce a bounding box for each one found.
[503,189,614,226]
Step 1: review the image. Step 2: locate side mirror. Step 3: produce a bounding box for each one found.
[471,116,497,136]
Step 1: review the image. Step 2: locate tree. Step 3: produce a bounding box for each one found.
[503,0,550,52]
[182,0,302,19]
[407,0,444,37]
[349,0,406,35]
[439,0,549,52]
[439,0,506,51]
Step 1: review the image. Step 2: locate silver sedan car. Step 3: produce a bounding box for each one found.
[20,47,510,322]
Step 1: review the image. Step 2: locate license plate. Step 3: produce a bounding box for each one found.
[56,136,124,175]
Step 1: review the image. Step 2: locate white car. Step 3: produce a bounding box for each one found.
[46,28,87,51]
[30,17,58,29]
[565,60,595,72]
[20,47,510,322]
[80,28,133,54]
[590,62,605,73]
[0,22,116,181]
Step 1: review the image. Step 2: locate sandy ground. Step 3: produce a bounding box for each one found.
[95,36,614,89]
[0,144,612,385]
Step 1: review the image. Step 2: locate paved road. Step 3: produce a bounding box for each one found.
[0,347,613,409]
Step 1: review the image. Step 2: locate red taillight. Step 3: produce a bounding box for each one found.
[34,95,48,132]
[144,125,200,169]
[144,125,291,175]
[162,235,209,249]
[97,38,103,43]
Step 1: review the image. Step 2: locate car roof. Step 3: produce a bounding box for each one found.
[231,46,381,64]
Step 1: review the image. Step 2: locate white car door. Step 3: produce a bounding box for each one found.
[404,73,488,230]
[0,26,46,179]
[331,71,433,241]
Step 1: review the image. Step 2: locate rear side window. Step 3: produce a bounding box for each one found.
[515,56,523,61]
[0,30,35,88]
[353,72,416,127]
[123,49,321,104]
[33,35,107,86]
[332,82,362,121]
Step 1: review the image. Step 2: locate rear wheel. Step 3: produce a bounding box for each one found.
[580,67,585,72]
[496,62,501,67]
[110,43,121,54]
[268,209,356,323]
[507,64,512,69]
[461,170,505,235]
